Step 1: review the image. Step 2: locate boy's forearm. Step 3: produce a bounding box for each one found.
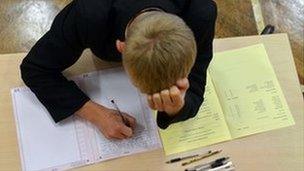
[76,100,107,124]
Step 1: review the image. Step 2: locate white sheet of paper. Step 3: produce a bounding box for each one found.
[12,67,161,171]
[12,88,83,171]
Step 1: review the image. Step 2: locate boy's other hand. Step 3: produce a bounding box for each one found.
[147,78,189,116]
[76,101,136,140]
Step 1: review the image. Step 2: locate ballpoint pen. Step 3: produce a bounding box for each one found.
[166,154,200,164]
[111,99,130,127]
[208,161,233,171]
[185,157,229,171]
[221,167,235,171]
[182,150,222,166]
[199,160,229,171]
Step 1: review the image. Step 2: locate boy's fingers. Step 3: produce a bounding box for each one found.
[120,133,128,139]
[107,129,125,139]
[160,89,173,106]
[153,93,164,111]
[116,133,126,139]
[123,113,136,130]
[120,126,133,138]
[176,78,189,93]
[170,86,182,106]
[147,95,156,110]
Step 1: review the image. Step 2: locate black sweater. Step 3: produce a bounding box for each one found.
[20,0,217,129]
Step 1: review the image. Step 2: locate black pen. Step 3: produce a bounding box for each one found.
[166,154,199,164]
[185,157,229,171]
[111,100,130,127]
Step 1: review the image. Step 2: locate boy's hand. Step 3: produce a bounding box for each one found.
[147,78,189,116]
[76,101,136,140]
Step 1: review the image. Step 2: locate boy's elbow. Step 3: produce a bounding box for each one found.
[20,58,31,85]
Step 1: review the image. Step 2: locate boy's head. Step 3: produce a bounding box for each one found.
[119,11,197,94]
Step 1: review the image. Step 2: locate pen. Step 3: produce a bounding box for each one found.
[111,100,130,127]
[185,157,229,171]
[182,150,222,166]
[166,154,200,164]
[222,167,235,171]
[207,161,233,171]
[199,160,229,171]
[221,167,235,171]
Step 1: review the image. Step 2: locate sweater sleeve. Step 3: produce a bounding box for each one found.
[20,1,91,122]
[157,0,217,129]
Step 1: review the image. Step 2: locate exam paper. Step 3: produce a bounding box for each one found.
[208,44,295,138]
[12,68,161,171]
[159,74,232,155]
[75,68,161,160]
[159,44,295,155]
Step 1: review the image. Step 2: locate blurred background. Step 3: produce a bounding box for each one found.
[0,0,303,86]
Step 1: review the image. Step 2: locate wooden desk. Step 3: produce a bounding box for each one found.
[0,34,303,171]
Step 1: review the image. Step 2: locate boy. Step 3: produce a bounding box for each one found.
[20,0,217,140]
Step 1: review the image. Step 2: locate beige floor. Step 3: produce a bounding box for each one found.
[260,0,304,84]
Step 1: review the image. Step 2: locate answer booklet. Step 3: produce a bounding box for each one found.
[12,68,161,171]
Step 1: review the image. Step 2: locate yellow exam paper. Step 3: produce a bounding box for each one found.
[159,74,231,155]
[208,44,295,138]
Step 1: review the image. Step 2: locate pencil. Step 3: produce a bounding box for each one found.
[182,150,222,166]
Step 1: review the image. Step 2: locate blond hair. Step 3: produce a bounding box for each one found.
[123,11,197,94]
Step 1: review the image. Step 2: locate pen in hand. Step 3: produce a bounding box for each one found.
[111,99,130,127]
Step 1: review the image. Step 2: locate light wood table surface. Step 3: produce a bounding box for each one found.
[0,33,303,171]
